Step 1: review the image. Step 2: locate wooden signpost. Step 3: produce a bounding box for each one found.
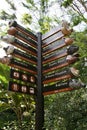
[0,20,86,130]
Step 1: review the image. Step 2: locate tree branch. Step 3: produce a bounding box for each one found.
[73,1,83,15]
[78,0,87,12]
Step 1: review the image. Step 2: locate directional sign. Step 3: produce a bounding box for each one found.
[9,81,36,95]
[13,39,37,56]
[43,31,66,47]
[9,21,37,42]
[0,20,85,130]
[10,58,37,75]
[43,81,73,95]
[43,54,79,74]
[3,46,37,65]
[44,74,72,84]
[42,23,72,48]
[42,25,62,41]
[43,79,86,95]
[1,35,37,57]
[42,37,73,56]
[43,87,75,95]
[43,45,79,65]
[43,67,79,84]
[10,68,36,83]
[43,67,79,81]
[12,48,37,65]
[7,27,37,49]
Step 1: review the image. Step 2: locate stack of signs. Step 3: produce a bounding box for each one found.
[0,21,85,96]
[3,21,37,95]
[42,23,82,95]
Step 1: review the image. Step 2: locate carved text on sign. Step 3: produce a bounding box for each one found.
[13,72,20,79]
[9,81,36,95]
[21,85,27,93]
[11,83,19,91]
[22,74,28,81]
[11,69,36,83]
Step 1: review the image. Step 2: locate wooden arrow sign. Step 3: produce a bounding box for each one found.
[42,22,72,48]
[9,81,36,95]
[1,35,37,57]
[42,38,73,56]
[12,48,37,65]
[43,74,70,85]
[43,69,70,81]
[43,81,69,91]
[43,67,79,84]
[7,27,37,49]
[12,39,37,56]
[43,79,86,95]
[43,55,79,74]
[10,58,37,75]
[9,21,37,42]
[42,25,62,41]
[43,45,79,64]
[43,87,75,95]
[10,68,37,84]
[0,56,11,65]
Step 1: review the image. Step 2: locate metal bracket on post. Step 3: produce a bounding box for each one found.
[35,32,44,130]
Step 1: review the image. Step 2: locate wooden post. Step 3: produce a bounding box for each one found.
[35,32,44,130]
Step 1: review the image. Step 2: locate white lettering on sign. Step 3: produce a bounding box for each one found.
[13,72,20,78]
[30,76,35,83]
[22,74,28,81]
[30,87,34,94]
[21,86,27,93]
[12,83,19,91]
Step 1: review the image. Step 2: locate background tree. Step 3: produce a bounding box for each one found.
[60,0,87,26]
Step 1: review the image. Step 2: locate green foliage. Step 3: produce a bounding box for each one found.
[26,0,35,6]
[38,16,52,33]
[44,88,87,130]
[22,0,36,10]
[21,13,32,25]
[71,31,87,83]
[0,10,16,20]
[62,0,73,8]
[6,0,16,10]
[0,89,35,129]
[0,0,16,21]
[0,10,9,20]
[0,64,10,89]
[0,64,35,129]
[61,0,87,26]
[71,15,83,26]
